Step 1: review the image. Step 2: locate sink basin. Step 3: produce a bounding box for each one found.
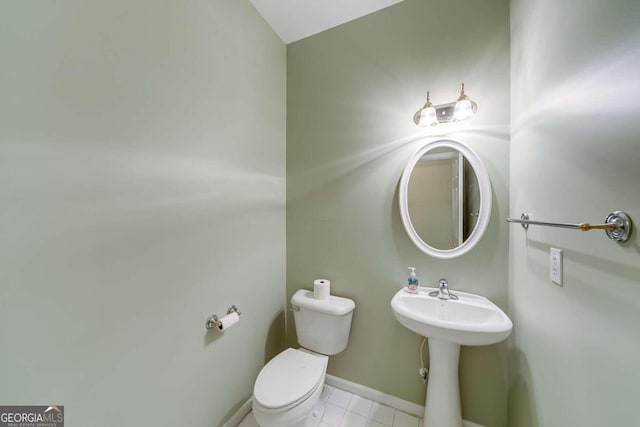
[391,286,512,427]
[390,287,512,346]
[391,287,513,345]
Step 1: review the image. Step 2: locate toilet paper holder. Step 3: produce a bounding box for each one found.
[206,305,241,330]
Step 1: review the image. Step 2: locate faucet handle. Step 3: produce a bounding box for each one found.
[429,279,452,299]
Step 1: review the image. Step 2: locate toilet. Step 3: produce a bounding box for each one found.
[252,289,356,427]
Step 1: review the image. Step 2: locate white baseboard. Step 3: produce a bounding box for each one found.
[221,397,252,427]
[325,374,485,427]
[224,376,485,427]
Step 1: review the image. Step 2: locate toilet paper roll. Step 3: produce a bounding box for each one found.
[216,312,239,332]
[313,279,331,300]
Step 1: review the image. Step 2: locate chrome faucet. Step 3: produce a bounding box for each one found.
[428,279,459,300]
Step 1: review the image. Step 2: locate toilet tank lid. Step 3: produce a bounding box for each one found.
[291,289,355,315]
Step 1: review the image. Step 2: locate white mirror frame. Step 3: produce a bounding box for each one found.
[398,139,492,259]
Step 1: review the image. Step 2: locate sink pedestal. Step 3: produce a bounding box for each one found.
[391,288,513,427]
[424,338,462,427]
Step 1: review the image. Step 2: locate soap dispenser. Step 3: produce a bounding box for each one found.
[406,267,419,293]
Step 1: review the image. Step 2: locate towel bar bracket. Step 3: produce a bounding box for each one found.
[604,211,632,242]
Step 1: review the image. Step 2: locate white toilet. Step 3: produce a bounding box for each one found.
[252,289,356,427]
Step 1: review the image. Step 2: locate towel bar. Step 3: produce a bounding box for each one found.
[506,211,632,243]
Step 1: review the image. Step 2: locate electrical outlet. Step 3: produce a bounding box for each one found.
[550,248,563,286]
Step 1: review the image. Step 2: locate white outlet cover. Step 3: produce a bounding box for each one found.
[550,248,563,286]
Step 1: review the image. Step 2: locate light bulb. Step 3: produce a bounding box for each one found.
[453,99,474,122]
[419,106,439,127]
[417,91,439,127]
[453,83,475,122]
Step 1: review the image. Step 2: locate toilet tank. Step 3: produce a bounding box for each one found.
[291,289,356,355]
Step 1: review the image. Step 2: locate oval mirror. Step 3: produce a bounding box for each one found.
[398,139,492,259]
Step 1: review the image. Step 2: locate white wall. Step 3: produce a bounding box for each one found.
[0,1,285,425]
[509,0,640,425]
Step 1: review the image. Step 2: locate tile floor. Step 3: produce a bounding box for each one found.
[238,384,423,427]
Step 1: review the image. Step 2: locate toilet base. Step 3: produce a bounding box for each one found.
[253,378,327,427]
[303,399,325,427]
[255,398,325,427]
[254,400,325,427]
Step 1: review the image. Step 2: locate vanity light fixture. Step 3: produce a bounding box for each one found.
[413,83,478,126]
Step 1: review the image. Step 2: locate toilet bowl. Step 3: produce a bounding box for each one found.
[252,348,328,427]
[252,289,355,427]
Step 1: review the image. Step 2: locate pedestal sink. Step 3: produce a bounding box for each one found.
[391,287,512,427]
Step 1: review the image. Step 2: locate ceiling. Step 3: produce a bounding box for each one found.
[249,0,406,44]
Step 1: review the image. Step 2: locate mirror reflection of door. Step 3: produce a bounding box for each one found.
[407,148,479,250]
[408,150,459,249]
[464,161,480,241]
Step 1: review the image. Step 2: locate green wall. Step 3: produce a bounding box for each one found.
[5,1,637,426]
[0,1,285,426]
[286,1,510,426]
[509,0,640,426]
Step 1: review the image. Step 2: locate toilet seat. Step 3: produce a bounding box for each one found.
[253,348,327,411]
